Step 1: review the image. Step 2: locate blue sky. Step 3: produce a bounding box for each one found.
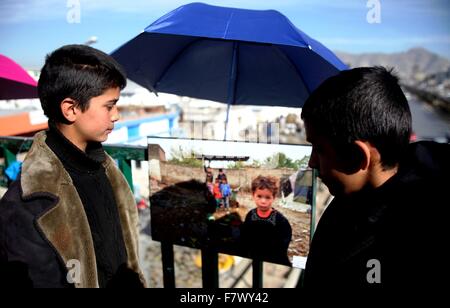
[1,0,449,69]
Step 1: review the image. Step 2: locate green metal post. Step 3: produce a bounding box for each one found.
[118,159,134,193]
[2,146,17,168]
[1,146,17,186]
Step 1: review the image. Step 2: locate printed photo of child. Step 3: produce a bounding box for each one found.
[241,176,292,266]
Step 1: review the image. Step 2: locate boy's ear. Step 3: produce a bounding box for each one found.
[60,98,78,122]
[353,140,371,170]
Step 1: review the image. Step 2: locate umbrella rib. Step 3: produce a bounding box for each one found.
[275,46,312,95]
[224,41,239,140]
[153,36,202,90]
[226,41,239,105]
[222,12,234,39]
[281,15,311,49]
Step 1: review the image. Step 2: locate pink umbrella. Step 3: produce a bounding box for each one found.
[0,54,38,99]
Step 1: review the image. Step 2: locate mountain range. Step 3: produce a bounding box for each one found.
[334,48,450,80]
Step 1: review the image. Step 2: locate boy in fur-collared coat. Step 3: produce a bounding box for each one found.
[0,45,145,288]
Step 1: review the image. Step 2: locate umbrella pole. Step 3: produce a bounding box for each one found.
[224,42,238,141]
[224,102,232,141]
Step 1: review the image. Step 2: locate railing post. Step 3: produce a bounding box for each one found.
[1,146,17,186]
[201,248,219,288]
[118,159,134,193]
[1,146,17,169]
[252,260,263,288]
[104,144,147,194]
[161,242,176,288]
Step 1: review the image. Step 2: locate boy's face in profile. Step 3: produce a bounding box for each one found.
[252,188,275,212]
[72,87,120,145]
[305,121,367,197]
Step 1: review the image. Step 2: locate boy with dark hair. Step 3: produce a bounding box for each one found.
[217,168,227,181]
[241,175,292,266]
[301,66,448,286]
[0,45,145,288]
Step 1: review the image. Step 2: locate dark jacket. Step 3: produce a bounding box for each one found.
[0,131,145,288]
[303,141,449,287]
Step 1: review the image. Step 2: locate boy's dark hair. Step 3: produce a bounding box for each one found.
[38,44,127,124]
[301,66,411,169]
[251,176,278,197]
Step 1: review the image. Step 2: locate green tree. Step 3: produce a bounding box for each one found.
[169,146,203,168]
[263,153,310,169]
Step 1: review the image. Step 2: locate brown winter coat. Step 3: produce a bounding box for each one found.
[0,131,145,287]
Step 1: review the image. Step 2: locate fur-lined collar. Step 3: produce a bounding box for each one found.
[19,131,144,287]
[21,131,113,198]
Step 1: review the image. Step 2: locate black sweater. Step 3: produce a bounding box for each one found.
[241,208,292,266]
[46,126,127,288]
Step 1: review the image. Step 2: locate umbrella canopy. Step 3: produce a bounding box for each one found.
[0,54,38,100]
[111,3,347,139]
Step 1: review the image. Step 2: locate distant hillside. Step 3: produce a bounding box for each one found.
[335,48,450,80]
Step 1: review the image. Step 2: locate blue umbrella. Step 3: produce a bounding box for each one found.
[111,2,347,138]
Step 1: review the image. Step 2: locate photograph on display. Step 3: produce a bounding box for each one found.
[148,137,315,267]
